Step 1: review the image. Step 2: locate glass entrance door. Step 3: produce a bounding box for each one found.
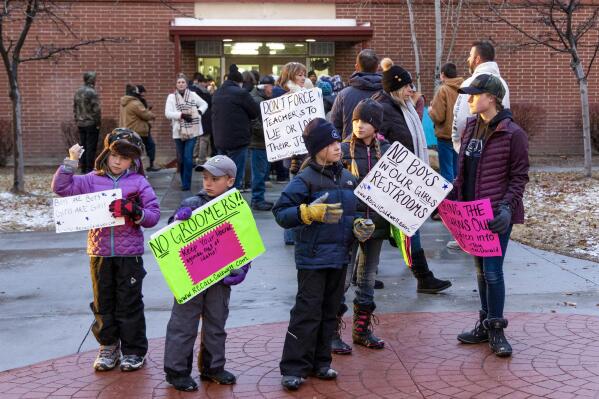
[225,56,307,78]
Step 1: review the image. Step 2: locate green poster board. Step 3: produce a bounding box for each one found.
[149,189,265,303]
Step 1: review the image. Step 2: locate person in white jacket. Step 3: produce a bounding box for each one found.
[452,41,510,153]
[165,74,208,191]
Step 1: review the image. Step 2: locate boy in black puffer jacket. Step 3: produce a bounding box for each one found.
[273,118,373,392]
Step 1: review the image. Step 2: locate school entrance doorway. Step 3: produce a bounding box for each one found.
[196,41,335,80]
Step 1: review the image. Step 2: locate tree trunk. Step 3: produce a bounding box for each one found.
[9,74,26,193]
[573,62,592,177]
[434,0,443,90]
[406,0,421,91]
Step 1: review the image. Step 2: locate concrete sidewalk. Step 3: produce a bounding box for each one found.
[0,168,597,371]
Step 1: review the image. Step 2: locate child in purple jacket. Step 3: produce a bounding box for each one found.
[52,128,160,372]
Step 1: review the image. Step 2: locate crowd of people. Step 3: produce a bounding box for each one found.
[64,40,528,392]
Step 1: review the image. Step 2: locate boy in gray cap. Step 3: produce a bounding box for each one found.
[163,155,251,391]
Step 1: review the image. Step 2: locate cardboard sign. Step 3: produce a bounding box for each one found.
[53,189,124,233]
[149,189,265,304]
[354,141,452,237]
[260,88,326,162]
[437,199,502,257]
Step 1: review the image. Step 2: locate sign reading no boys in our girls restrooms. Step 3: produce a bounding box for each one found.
[260,88,326,162]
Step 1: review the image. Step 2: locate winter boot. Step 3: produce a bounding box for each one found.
[457,311,489,344]
[484,318,512,357]
[352,303,385,349]
[331,303,352,355]
[411,249,452,293]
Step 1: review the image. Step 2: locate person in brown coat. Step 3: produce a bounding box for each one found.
[428,63,464,183]
[119,84,157,170]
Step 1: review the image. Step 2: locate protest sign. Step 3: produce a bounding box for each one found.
[437,199,502,257]
[53,189,124,233]
[260,88,326,162]
[354,141,452,237]
[149,189,265,304]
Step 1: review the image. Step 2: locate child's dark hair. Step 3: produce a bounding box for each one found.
[441,63,457,79]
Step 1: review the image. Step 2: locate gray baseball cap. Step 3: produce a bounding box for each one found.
[196,155,237,177]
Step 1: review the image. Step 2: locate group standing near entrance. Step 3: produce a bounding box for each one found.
[63,40,528,392]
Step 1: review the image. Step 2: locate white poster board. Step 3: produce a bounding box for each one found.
[353,142,453,237]
[53,189,125,233]
[260,88,326,162]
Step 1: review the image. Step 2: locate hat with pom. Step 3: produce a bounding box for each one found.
[227,64,243,83]
[380,57,412,93]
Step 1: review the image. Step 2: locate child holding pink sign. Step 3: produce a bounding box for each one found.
[52,128,160,372]
[163,155,251,392]
[451,74,529,357]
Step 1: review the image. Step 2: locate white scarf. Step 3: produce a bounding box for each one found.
[400,100,429,164]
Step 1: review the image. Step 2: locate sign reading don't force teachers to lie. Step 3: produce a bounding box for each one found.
[260,88,325,162]
[354,142,453,237]
[149,189,265,304]
[53,189,124,233]
[437,199,502,257]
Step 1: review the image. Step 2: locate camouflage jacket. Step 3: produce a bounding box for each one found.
[73,84,101,127]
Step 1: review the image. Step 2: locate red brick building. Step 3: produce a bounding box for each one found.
[1,0,597,161]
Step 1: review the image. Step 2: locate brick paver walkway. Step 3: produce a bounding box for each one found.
[2,312,599,398]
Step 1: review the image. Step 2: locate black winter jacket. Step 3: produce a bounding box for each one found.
[341,138,391,239]
[330,72,383,137]
[272,161,357,270]
[371,91,415,154]
[212,80,260,151]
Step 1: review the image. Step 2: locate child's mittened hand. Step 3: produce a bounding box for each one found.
[174,207,193,221]
[353,218,375,242]
[109,199,143,221]
[223,263,251,286]
[300,193,343,225]
[68,144,84,161]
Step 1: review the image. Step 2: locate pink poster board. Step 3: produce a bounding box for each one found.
[437,199,502,257]
[179,222,245,284]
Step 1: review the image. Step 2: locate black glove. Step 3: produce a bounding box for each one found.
[181,113,193,123]
[488,204,511,234]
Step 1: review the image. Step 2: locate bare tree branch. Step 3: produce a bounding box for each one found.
[585,36,599,78]
[158,0,199,19]
[18,36,127,63]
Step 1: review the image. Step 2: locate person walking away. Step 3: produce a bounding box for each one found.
[373,58,452,294]
[212,64,260,190]
[451,74,528,357]
[331,49,382,139]
[163,155,252,391]
[332,99,388,355]
[190,73,214,167]
[273,118,374,391]
[428,63,464,183]
[135,85,161,171]
[165,73,208,191]
[73,71,101,173]
[52,129,160,372]
[249,75,276,211]
[119,85,158,171]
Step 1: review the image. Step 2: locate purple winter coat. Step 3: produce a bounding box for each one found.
[52,165,160,256]
[452,110,529,224]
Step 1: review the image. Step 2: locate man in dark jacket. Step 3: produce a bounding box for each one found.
[212,64,260,189]
[249,75,275,211]
[73,71,101,173]
[190,73,214,167]
[330,49,382,138]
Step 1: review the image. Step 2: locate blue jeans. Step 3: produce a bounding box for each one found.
[410,230,422,252]
[475,226,512,319]
[344,239,384,307]
[174,137,197,191]
[250,148,269,204]
[437,138,458,183]
[222,147,247,189]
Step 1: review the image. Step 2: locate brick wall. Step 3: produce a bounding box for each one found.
[0,1,194,161]
[0,0,597,160]
[336,1,599,154]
